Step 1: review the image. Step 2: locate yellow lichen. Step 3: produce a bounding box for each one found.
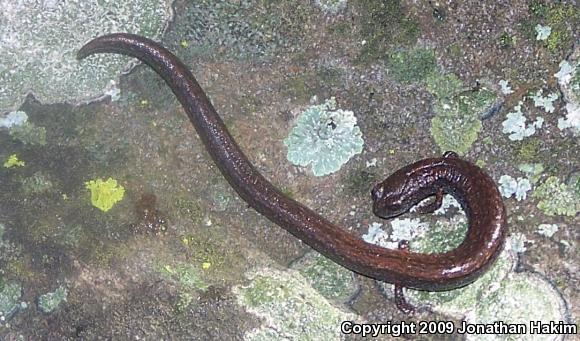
[85,177,125,212]
[3,154,25,168]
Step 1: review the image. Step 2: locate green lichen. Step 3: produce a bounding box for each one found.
[355,0,419,63]
[284,98,364,176]
[429,93,483,155]
[9,122,47,146]
[498,32,516,48]
[533,176,579,216]
[293,252,357,302]
[160,264,209,292]
[0,282,22,321]
[386,48,438,84]
[38,286,67,313]
[21,172,54,195]
[235,268,357,340]
[85,178,125,212]
[473,273,567,341]
[526,1,578,53]
[166,0,309,61]
[0,0,173,112]
[545,4,578,52]
[425,72,463,99]
[3,154,25,168]
[425,68,498,155]
[414,216,467,254]
[517,138,542,162]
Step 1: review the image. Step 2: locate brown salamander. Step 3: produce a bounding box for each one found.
[78,34,506,309]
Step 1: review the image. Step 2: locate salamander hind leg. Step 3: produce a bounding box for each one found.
[394,240,416,314]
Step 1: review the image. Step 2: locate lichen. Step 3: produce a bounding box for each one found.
[554,55,580,134]
[0,282,23,322]
[501,102,543,141]
[0,0,173,112]
[386,48,438,84]
[430,85,497,155]
[313,0,347,15]
[532,176,579,217]
[293,252,357,302]
[9,121,47,146]
[531,90,558,113]
[160,264,208,292]
[165,0,308,61]
[0,111,28,128]
[37,286,67,313]
[355,0,419,63]
[284,98,364,176]
[21,172,53,195]
[3,154,25,168]
[499,80,514,95]
[534,24,551,40]
[235,268,357,340]
[499,175,532,201]
[85,178,125,212]
[425,73,463,99]
[537,223,558,238]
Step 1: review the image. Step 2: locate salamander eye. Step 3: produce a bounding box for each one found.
[371,185,384,201]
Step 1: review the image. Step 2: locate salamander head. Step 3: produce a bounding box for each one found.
[371,170,414,219]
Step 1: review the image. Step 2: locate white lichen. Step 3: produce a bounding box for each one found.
[313,0,348,15]
[510,233,532,253]
[499,80,514,95]
[0,0,173,112]
[501,102,543,141]
[554,56,580,134]
[534,24,552,41]
[284,98,364,176]
[537,224,558,238]
[0,111,28,128]
[531,90,558,113]
[499,175,532,201]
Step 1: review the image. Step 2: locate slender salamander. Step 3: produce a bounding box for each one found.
[78,33,506,309]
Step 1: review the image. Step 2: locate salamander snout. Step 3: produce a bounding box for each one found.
[371,180,408,219]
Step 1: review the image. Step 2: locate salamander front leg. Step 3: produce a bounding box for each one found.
[416,188,444,214]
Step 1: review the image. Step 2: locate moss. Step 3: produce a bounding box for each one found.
[355,0,419,63]
[386,48,438,84]
[517,138,541,162]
